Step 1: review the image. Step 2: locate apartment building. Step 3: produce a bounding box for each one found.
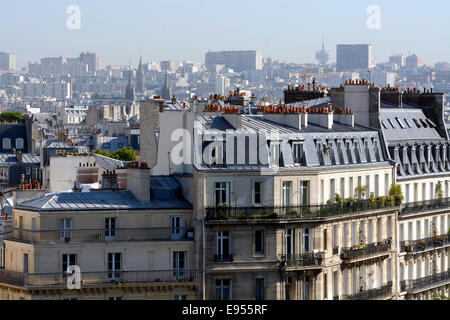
[0,168,198,300]
[330,82,450,300]
[139,95,399,300]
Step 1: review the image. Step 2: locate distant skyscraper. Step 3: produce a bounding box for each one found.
[336,44,373,72]
[389,55,406,68]
[136,57,145,94]
[0,52,16,71]
[125,66,136,102]
[315,37,330,66]
[205,50,263,72]
[79,52,101,72]
[161,70,172,100]
[405,54,423,69]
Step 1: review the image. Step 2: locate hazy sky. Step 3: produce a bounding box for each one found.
[2,0,450,69]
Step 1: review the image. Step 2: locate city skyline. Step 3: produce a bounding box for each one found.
[2,0,450,69]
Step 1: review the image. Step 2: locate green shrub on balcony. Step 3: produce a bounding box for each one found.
[389,183,404,206]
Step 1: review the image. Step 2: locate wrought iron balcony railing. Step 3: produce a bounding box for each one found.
[341,281,393,300]
[2,227,192,244]
[401,197,450,216]
[0,268,198,288]
[399,234,449,253]
[341,241,391,261]
[400,270,450,293]
[206,199,398,221]
[278,252,325,268]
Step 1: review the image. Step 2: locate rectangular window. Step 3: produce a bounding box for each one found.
[255,279,264,300]
[366,176,370,199]
[405,184,410,203]
[173,251,186,280]
[340,178,345,198]
[107,253,122,281]
[216,231,231,261]
[215,279,231,300]
[255,230,264,255]
[349,177,353,198]
[171,216,184,240]
[330,179,335,201]
[387,217,392,239]
[293,142,303,165]
[105,218,117,241]
[62,254,77,273]
[300,181,309,206]
[211,144,224,166]
[303,229,310,252]
[430,182,434,200]
[282,181,291,206]
[174,295,187,300]
[333,271,338,298]
[285,229,295,255]
[215,182,230,206]
[15,138,24,150]
[324,274,328,300]
[254,182,262,205]
[323,228,327,251]
[332,225,338,248]
[2,139,11,150]
[343,223,348,247]
[59,219,72,241]
[377,219,382,242]
[26,167,31,175]
[375,175,379,197]
[320,179,325,204]
[351,222,356,246]
[270,143,280,167]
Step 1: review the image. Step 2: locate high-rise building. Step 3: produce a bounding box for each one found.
[336,44,373,72]
[405,54,423,69]
[79,52,101,72]
[205,50,263,72]
[389,55,406,68]
[136,57,145,94]
[160,70,172,100]
[0,52,16,71]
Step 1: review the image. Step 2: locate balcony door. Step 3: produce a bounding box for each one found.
[59,219,72,241]
[105,218,117,241]
[216,231,231,261]
[173,251,186,280]
[285,229,295,257]
[215,182,230,206]
[171,216,184,240]
[108,253,122,282]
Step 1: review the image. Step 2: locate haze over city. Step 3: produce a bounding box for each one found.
[2,0,450,68]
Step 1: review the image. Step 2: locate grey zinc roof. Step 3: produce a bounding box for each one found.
[379,103,444,143]
[284,97,332,108]
[163,100,191,111]
[45,141,73,149]
[15,191,192,212]
[0,154,40,165]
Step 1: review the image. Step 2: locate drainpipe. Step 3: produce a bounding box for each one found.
[202,216,206,300]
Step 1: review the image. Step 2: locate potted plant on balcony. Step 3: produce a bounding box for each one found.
[354,185,367,201]
[215,203,230,220]
[435,182,444,201]
[389,183,404,206]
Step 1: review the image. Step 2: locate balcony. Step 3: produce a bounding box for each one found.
[206,199,398,221]
[2,227,193,244]
[214,254,233,263]
[278,253,324,269]
[341,282,393,300]
[400,270,450,294]
[341,240,391,262]
[401,197,450,216]
[0,268,198,288]
[399,234,449,253]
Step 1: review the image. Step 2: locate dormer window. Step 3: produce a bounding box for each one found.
[2,138,11,150]
[16,138,24,150]
[270,143,280,167]
[211,144,224,166]
[293,142,303,165]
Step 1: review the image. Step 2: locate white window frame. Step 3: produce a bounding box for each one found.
[210,143,224,166]
[15,138,24,150]
[216,231,231,259]
[293,142,303,165]
[270,142,280,167]
[215,279,232,300]
[299,181,309,206]
[282,181,291,206]
[2,138,11,150]
[214,182,230,206]
[59,218,72,241]
[173,251,187,280]
[105,217,117,241]
[107,252,122,281]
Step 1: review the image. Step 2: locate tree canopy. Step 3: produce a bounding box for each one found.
[93,147,137,161]
[0,112,24,123]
